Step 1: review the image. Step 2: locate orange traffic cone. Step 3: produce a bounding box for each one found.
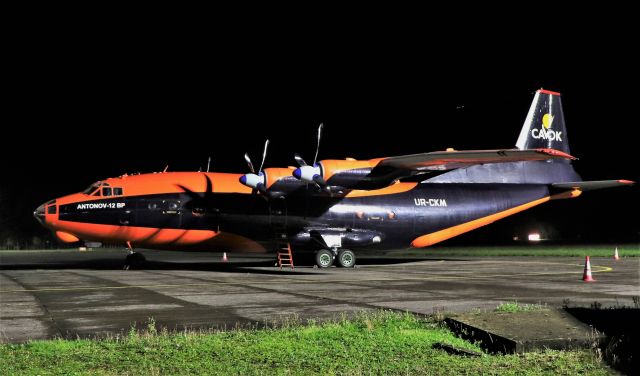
[222,252,228,262]
[582,256,595,282]
[613,247,620,261]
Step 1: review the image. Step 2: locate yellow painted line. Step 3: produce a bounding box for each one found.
[0,265,613,293]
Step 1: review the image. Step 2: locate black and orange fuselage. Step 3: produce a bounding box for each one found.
[34,89,634,258]
[35,170,578,254]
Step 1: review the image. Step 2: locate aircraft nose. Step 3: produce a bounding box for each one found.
[34,203,46,224]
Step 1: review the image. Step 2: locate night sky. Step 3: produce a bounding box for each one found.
[1,33,638,247]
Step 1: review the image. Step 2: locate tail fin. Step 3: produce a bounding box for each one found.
[516,89,570,154]
[426,88,581,184]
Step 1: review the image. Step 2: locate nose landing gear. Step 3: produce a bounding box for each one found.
[123,241,146,270]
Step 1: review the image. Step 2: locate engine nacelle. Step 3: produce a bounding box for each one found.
[293,159,381,187]
[292,165,324,185]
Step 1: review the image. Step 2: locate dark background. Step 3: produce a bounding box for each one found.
[1,24,638,248]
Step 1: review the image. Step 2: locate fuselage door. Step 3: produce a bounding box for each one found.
[269,196,287,231]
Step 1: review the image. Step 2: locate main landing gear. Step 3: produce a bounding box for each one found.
[315,249,356,268]
[123,241,146,270]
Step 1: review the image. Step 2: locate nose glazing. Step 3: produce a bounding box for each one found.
[34,203,46,224]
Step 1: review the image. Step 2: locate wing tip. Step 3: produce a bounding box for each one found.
[535,148,577,160]
[538,88,562,96]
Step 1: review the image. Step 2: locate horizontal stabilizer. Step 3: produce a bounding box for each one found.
[377,148,575,172]
[552,180,635,191]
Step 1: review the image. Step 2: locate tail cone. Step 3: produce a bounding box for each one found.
[614,247,620,261]
[582,256,595,282]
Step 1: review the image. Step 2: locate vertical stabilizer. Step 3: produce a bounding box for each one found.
[516,89,570,154]
[428,88,581,184]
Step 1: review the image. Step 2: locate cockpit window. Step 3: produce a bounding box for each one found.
[102,187,113,197]
[83,184,99,194]
[113,187,123,196]
[83,181,111,195]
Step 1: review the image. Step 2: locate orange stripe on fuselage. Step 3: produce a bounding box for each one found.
[410,189,585,248]
[56,220,219,245]
[411,196,551,248]
[52,221,267,252]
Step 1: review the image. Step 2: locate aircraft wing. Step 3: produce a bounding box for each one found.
[264,148,577,196]
[552,180,635,191]
[375,148,575,172]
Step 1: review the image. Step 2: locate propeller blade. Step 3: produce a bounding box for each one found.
[313,123,323,165]
[204,174,213,196]
[294,153,307,167]
[176,184,203,202]
[259,139,269,172]
[244,153,255,174]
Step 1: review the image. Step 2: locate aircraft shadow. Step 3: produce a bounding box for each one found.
[0,259,319,275]
[0,256,463,274]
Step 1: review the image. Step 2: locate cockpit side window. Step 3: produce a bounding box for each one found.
[83,184,98,195]
[113,187,123,196]
[102,187,113,197]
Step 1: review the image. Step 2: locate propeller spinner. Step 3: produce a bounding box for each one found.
[239,139,269,193]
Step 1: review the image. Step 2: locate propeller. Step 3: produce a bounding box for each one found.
[239,139,269,193]
[293,123,327,187]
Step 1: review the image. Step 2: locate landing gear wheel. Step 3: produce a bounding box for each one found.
[337,249,356,268]
[124,252,146,270]
[315,249,334,268]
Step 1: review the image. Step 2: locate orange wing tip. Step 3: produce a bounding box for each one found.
[535,148,577,160]
[538,88,561,96]
[618,179,636,185]
[56,231,80,243]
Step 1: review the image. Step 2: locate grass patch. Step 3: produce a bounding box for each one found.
[495,301,547,313]
[400,244,639,257]
[0,311,612,375]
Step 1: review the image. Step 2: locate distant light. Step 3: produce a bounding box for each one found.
[528,233,541,241]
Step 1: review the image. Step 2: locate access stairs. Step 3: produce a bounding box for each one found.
[275,232,294,269]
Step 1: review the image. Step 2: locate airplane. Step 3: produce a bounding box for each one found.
[34,89,634,269]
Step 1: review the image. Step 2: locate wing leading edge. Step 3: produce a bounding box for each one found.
[375,148,575,172]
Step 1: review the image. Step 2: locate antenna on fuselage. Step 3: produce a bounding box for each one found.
[206,156,211,172]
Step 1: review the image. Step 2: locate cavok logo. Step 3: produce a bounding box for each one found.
[531,113,562,141]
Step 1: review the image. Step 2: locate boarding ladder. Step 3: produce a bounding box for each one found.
[270,196,294,269]
[276,237,294,269]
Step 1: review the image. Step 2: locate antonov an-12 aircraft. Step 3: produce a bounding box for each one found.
[34,89,634,268]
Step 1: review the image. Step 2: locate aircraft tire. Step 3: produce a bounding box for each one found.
[337,249,356,268]
[315,249,334,268]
